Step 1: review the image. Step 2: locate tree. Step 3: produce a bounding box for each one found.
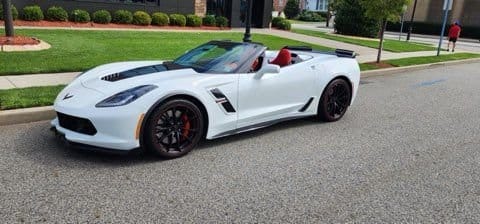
[332,0,379,38]
[1,0,14,37]
[284,0,300,19]
[360,0,411,63]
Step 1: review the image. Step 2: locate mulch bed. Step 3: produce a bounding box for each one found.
[365,61,396,69]
[0,20,230,31]
[0,36,40,45]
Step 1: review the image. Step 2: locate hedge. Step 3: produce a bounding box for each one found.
[92,10,111,24]
[216,16,228,28]
[69,9,90,23]
[45,6,68,21]
[132,11,151,25]
[22,5,44,21]
[151,12,169,26]
[186,14,202,27]
[112,10,133,24]
[169,14,186,26]
[202,15,216,26]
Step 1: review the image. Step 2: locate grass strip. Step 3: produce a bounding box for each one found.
[292,29,436,53]
[0,85,65,110]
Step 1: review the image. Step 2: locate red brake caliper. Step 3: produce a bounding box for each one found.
[181,114,191,140]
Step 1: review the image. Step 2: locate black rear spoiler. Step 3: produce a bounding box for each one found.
[283,46,357,58]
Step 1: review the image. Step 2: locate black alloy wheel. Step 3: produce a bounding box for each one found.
[144,99,205,158]
[317,78,352,122]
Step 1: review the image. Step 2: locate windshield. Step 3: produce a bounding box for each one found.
[173,41,263,73]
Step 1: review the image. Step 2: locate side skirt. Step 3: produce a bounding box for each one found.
[210,115,313,139]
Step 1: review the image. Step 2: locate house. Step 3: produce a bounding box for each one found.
[404,0,479,27]
[273,0,329,13]
[14,0,273,28]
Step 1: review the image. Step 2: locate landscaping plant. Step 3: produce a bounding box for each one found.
[22,5,44,21]
[215,16,228,28]
[92,10,111,24]
[69,9,90,23]
[112,10,133,24]
[186,14,202,27]
[151,12,169,26]
[202,15,216,26]
[284,0,300,19]
[332,0,379,38]
[169,14,186,26]
[45,6,68,21]
[132,11,151,26]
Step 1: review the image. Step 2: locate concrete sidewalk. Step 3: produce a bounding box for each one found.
[0,72,78,89]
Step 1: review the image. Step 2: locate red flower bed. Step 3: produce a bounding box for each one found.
[0,36,40,45]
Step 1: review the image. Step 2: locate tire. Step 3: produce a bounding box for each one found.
[144,99,205,158]
[317,78,352,122]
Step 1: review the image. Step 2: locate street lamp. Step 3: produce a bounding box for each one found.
[406,0,418,41]
[243,0,253,42]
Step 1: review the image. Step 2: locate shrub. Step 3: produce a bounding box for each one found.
[202,15,216,26]
[69,9,90,23]
[45,6,68,21]
[297,11,325,22]
[169,14,186,26]
[277,20,292,30]
[0,4,19,20]
[272,17,285,27]
[333,0,379,37]
[22,5,44,21]
[215,16,228,27]
[92,10,111,24]
[112,10,133,24]
[284,0,300,19]
[132,11,151,25]
[151,12,169,26]
[186,14,202,27]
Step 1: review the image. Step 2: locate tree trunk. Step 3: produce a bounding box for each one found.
[326,10,330,27]
[2,0,14,37]
[376,19,388,63]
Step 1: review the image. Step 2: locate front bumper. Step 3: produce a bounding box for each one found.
[50,107,142,151]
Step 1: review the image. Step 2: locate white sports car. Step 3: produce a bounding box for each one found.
[51,40,360,158]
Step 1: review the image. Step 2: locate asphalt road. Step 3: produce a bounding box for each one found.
[1,62,480,223]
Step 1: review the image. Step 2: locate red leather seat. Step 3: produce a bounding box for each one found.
[270,48,291,67]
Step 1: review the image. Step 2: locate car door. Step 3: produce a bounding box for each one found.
[237,62,319,128]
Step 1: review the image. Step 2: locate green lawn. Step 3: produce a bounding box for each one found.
[0,85,65,110]
[292,29,437,53]
[0,29,332,76]
[359,53,480,71]
[387,53,480,67]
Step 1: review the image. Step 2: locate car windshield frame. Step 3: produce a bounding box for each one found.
[172,41,265,74]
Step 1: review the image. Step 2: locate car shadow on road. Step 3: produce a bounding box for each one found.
[14,117,321,167]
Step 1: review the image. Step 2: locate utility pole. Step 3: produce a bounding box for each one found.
[406,0,417,41]
[2,0,14,37]
[437,0,453,56]
[243,0,253,42]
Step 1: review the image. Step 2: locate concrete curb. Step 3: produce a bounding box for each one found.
[0,106,54,126]
[1,58,479,126]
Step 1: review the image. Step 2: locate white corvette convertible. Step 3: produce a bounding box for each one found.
[51,40,360,158]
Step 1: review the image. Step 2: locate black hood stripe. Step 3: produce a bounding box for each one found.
[101,62,189,82]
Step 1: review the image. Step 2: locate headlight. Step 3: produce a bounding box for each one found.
[96,85,157,108]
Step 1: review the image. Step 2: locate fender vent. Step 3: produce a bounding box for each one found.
[210,88,236,113]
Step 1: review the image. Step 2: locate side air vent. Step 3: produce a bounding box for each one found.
[210,88,236,113]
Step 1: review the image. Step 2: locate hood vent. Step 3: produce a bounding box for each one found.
[101,64,169,82]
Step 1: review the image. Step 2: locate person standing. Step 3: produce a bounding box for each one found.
[447,21,461,52]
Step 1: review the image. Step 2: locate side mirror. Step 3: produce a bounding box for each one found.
[254,64,280,79]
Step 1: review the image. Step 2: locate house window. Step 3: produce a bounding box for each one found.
[305,0,328,12]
